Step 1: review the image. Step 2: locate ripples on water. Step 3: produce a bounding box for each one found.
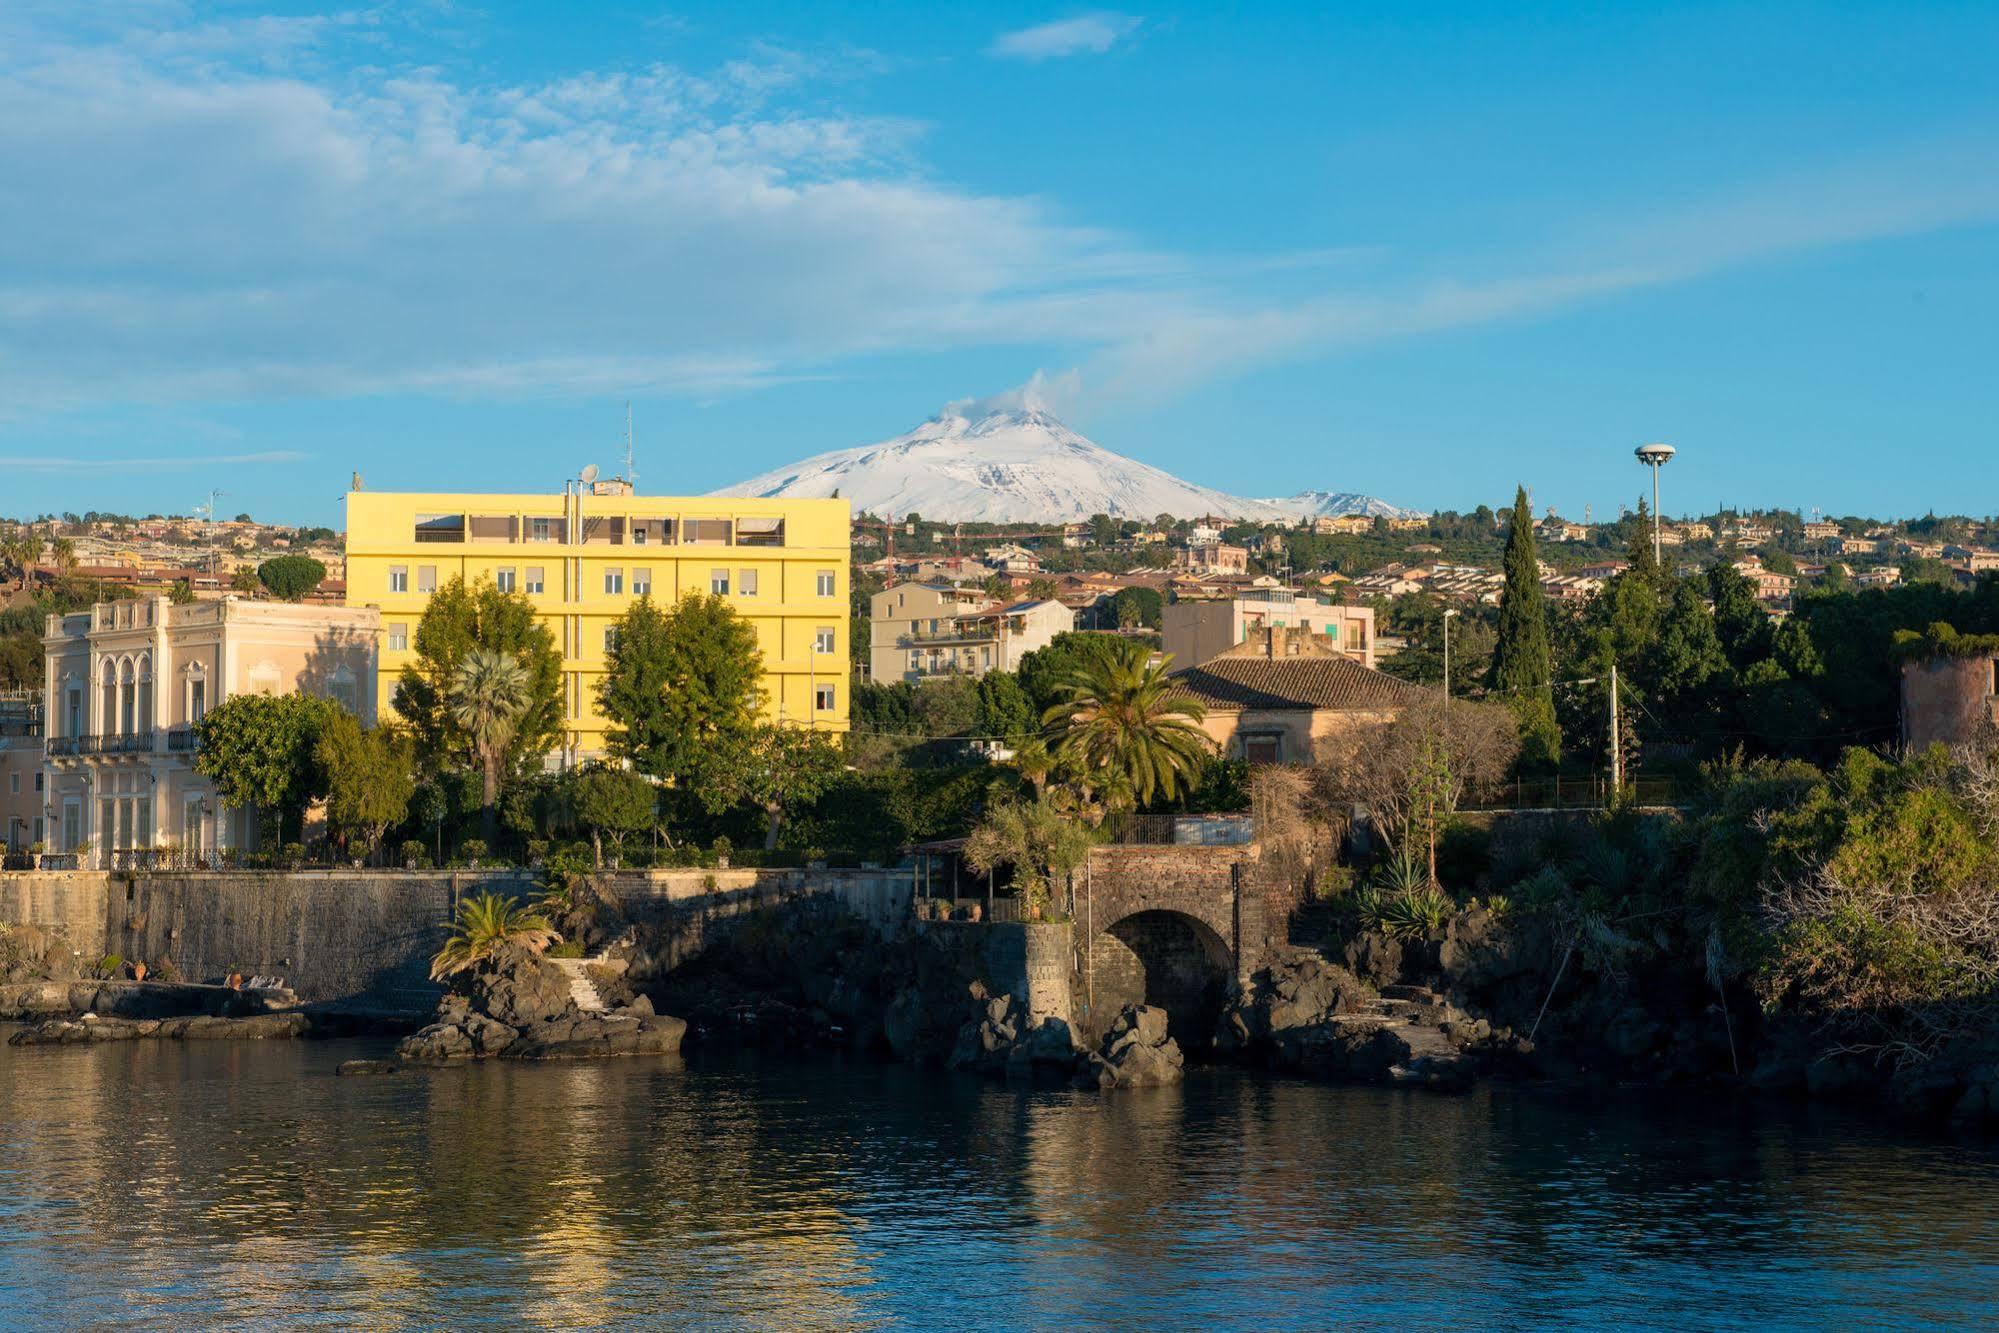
[0,1036,1995,1330]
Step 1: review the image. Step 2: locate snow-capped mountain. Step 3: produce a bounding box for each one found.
[713,404,1409,524]
[1261,490,1426,521]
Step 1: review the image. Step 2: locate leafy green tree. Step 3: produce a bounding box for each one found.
[194,692,338,846]
[963,796,1096,919]
[1648,578,1732,706]
[1706,562,1769,669]
[231,566,262,594]
[395,576,563,779]
[975,672,1035,744]
[703,724,844,850]
[598,594,765,783]
[1110,584,1164,630]
[1041,635,1211,808]
[1489,486,1560,768]
[1763,547,1799,575]
[316,710,415,859]
[1625,496,1663,583]
[568,764,656,868]
[451,648,532,843]
[256,554,328,601]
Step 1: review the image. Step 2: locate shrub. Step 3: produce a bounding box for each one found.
[400,839,429,870]
[460,838,490,866]
[1310,864,1356,902]
[1362,885,1453,942]
[430,892,558,980]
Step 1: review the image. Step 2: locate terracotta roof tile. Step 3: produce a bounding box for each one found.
[1168,656,1424,712]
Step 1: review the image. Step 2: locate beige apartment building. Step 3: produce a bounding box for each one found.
[1161,589,1376,672]
[40,596,380,865]
[869,583,1075,682]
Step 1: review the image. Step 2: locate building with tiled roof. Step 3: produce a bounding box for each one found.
[1168,639,1423,764]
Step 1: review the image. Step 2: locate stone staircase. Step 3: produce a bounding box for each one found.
[549,957,608,1014]
[1326,983,1475,1087]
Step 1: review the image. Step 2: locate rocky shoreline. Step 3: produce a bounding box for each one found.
[380,942,686,1069]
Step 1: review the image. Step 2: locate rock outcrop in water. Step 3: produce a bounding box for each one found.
[1217,947,1514,1092]
[948,993,1185,1089]
[393,943,685,1064]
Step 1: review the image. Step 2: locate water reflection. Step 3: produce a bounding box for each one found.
[1,1036,1995,1330]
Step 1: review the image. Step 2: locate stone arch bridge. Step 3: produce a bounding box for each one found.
[1069,844,1285,1044]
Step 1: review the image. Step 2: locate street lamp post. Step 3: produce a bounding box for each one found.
[1635,443,1676,566]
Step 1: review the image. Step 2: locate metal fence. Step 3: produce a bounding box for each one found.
[1459,774,1685,811]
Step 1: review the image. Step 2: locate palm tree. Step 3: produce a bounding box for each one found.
[430,891,559,980]
[1041,637,1211,811]
[451,648,531,842]
[2,530,39,590]
[49,536,76,578]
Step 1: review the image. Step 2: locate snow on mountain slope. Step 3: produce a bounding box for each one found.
[713,405,1410,524]
[1261,490,1427,520]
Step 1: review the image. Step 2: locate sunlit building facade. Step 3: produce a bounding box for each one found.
[344,484,850,763]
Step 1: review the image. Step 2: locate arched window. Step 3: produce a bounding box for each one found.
[118,658,137,736]
[136,653,153,733]
[100,661,118,736]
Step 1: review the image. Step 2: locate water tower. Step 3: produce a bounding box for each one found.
[1634,442,1676,564]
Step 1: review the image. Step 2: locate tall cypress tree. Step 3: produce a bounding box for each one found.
[1489,486,1561,768]
[1626,495,1663,583]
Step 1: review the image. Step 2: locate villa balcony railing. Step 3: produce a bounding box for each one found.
[898,625,1000,647]
[45,730,181,758]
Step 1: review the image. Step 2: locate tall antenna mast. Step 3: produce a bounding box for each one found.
[624,402,636,489]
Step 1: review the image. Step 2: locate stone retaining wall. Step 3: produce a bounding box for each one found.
[0,872,110,959]
[114,871,536,1010]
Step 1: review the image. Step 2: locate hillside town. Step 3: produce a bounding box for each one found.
[8,4,1999,1323]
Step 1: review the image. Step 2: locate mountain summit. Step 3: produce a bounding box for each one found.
[713,405,1412,524]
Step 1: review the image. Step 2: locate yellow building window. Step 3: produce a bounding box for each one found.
[710,569,729,595]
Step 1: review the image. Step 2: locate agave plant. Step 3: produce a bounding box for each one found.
[1379,885,1453,941]
[1372,846,1432,896]
[430,891,560,980]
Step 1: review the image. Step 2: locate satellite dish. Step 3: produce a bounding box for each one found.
[581,464,600,484]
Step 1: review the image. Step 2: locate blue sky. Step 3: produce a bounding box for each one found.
[1,1,1995,526]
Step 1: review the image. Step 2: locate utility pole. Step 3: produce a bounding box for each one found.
[1608,661,1622,795]
[1442,607,1457,710]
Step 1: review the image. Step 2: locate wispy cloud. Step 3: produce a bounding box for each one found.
[0,7,1994,433]
[0,451,308,472]
[990,13,1141,61]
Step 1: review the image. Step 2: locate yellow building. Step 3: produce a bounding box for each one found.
[344,483,849,763]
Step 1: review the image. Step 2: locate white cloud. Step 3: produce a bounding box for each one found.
[989,13,1141,61]
[0,8,1993,432]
